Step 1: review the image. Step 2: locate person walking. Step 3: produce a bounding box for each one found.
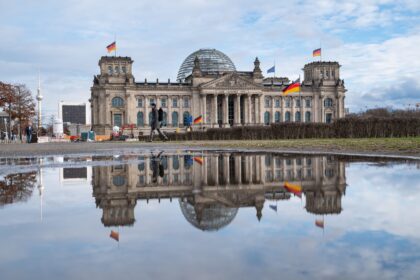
[25,124,33,143]
[149,103,168,142]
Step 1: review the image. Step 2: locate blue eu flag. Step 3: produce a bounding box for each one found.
[267,66,275,73]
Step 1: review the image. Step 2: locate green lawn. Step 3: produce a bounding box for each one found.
[183,137,420,155]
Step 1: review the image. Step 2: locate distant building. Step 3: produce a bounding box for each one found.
[58,102,90,125]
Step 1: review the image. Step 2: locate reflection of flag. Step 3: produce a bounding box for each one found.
[193,156,204,165]
[267,65,275,73]
[282,78,300,95]
[269,205,277,212]
[313,48,321,57]
[315,219,324,228]
[110,230,119,241]
[193,116,203,124]
[284,182,302,198]
[107,41,116,53]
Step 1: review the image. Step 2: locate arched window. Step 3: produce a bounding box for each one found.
[122,66,127,73]
[112,176,125,187]
[115,66,120,74]
[285,111,291,122]
[172,111,179,127]
[138,156,145,171]
[305,111,311,123]
[112,97,124,107]
[183,111,191,126]
[137,112,144,127]
[108,66,113,75]
[324,98,333,107]
[264,111,270,125]
[285,98,291,108]
[295,111,301,122]
[161,112,167,126]
[275,111,281,123]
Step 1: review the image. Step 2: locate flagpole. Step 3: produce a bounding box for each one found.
[320,40,322,62]
[114,34,117,57]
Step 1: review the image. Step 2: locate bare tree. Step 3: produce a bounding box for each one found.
[0,82,15,138]
[10,84,36,140]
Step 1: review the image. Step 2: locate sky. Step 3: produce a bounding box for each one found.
[0,0,419,121]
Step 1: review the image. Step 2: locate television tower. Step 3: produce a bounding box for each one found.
[36,72,43,130]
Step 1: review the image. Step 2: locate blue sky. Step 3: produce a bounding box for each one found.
[0,0,419,120]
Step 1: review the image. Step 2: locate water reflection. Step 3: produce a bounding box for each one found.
[92,153,346,230]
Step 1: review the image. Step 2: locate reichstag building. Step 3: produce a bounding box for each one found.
[90,49,346,135]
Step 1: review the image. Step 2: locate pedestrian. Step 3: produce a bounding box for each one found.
[25,124,33,143]
[149,103,168,142]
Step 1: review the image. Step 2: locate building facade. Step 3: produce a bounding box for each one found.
[92,152,347,230]
[90,49,346,135]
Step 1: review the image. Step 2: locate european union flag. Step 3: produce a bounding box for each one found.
[267,66,275,73]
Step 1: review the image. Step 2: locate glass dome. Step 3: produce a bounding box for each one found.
[179,200,238,231]
[177,48,236,82]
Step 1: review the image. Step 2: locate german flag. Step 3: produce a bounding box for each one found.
[313,48,321,57]
[193,156,204,165]
[193,115,203,124]
[107,41,116,53]
[282,79,300,95]
[284,182,302,198]
[315,219,324,228]
[110,230,119,241]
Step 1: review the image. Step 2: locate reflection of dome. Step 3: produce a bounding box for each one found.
[179,200,238,231]
[177,49,236,81]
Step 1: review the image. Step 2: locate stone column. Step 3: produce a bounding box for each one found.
[234,95,240,125]
[223,94,229,127]
[259,95,264,124]
[201,94,207,125]
[144,96,149,127]
[167,95,172,127]
[280,96,284,122]
[212,94,218,127]
[271,96,275,123]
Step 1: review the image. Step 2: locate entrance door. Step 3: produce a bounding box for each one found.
[113,113,122,127]
[326,113,332,124]
[228,96,234,126]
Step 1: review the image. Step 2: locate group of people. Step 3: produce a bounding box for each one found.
[149,103,168,142]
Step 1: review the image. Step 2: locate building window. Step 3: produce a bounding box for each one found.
[111,97,124,107]
[112,176,125,187]
[137,112,144,127]
[137,98,143,108]
[108,66,113,75]
[324,98,333,108]
[138,156,145,171]
[115,66,120,74]
[265,97,271,108]
[122,66,127,73]
[285,98,291,108]
[305,111,311,123]
[173,98,178,108]
[264,111,270,125]
[332,69,335,78]
[161,112,167,126]
[275,99,280,108]
[295,111,301,122]
[183,97,189,108]
[275,111,281,123]
[161,98,167,108]
[326,113,333,124]
[172,155,179,170]
[149,98,156,106]
[172,111,179,127]
[183,111,191,126]
[285,111,291,122]
[305,98,312,108]
[295,99,301,108]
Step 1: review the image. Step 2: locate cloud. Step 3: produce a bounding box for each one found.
[0,0,419,116]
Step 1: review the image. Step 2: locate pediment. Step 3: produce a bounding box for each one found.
[200,73,262,90]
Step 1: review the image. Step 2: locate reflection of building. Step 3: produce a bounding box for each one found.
[92,153,347,230]
[91,48,347,135]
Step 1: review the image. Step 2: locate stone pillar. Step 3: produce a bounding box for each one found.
[223,154,230,184]
[167,95,172,127]
[259,95,264,124]
[280,96,284,122]
[223,94,229,127]
[201,94,207,125]
[234,95,240,125]
[144,96,149,126]
[212,95,218,127]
